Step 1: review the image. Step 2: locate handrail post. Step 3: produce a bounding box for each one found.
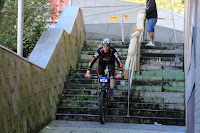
[17,0,24,56]
[127,56,133,117]
[126,10,145,118]
[170,0,177,43]
[121,13,125,42]
[127,71,130,117]
[143,19,146,42]
[136,37,140,71]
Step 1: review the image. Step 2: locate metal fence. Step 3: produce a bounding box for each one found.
[85,23,135,41]
[82,4,184,43]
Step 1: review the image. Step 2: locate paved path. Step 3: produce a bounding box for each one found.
[40,120,186,133]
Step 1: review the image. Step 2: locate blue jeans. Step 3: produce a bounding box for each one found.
[147,18,157,32]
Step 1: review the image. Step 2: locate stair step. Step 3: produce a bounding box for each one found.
[60,94,126,102]
[62,89,127,96]
[140,61,183,67]
[68,72,122,78]
[141,49,184,55]
[66,78,184,87]
[64,85,184,93]
[70,69,184,76]
[56,106,184,118]
[56,40,185,126]
[141,46,183,50]
[66,78,127,85]
[77,61,125,68]
[65,81,184,91]
[60,94,184,104]
[141,53,183,58]
[65,83,127,89]
[81,55,127,60]
[78,59,126,63]
[81,51,128,56]
[56,113,185,126]
[134,71,184,76]
[140,56,184,62]
[140,65,183,72]
[83,47,128,52]
[70,69,121,73]
[62,89,184,99]
[134,80,184,87]
[134,75,184,82]
[83,44,129,49]
[141,42,184,50]
[59,100,185,110]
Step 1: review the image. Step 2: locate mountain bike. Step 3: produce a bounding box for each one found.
[86,68,122,124]
[98,74,110,124]
[90,69,110,124]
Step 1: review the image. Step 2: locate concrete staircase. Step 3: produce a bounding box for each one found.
[56,40,185,126]
[140,42,184,72]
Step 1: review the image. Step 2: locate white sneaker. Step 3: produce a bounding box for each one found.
[145,41,155,46]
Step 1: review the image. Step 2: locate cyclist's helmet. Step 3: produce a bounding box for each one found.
[102,38,111,46]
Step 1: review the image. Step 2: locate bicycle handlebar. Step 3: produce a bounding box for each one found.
[87,75,122,79]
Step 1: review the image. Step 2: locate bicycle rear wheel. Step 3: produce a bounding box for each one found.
[99,91,105,124]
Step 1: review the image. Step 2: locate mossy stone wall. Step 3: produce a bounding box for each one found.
[0,7,86,133]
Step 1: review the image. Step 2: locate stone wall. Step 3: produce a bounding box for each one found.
[0,6,86,133]
[184,0,200,132]
[194,6,200,132]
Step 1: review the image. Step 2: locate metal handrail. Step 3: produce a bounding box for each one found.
[126,0,177,116]
[127,32,143,116]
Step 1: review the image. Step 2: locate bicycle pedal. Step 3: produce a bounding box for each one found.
[110,95,114,102]
[105,101,110,106]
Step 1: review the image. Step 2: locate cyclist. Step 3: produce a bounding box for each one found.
[84,38,123,101]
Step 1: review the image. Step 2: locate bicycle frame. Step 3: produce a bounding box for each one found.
[98,69,110,124]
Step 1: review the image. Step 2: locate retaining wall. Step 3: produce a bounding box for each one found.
[0,6,86,133]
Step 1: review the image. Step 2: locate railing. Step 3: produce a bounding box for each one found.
[125,2,179,116]
[124,10,145,116]
[81,4,146,41]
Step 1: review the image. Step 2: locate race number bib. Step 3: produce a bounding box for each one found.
[99,77,109,83]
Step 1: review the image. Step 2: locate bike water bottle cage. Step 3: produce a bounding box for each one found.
[99,77,109,83]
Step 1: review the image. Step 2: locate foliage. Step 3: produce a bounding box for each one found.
[121,0,184,14]
[0,0,5,11]
[0,0,60,57]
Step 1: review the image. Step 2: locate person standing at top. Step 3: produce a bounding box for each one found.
[145,0,158,46]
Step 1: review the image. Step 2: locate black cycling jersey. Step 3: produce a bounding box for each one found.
[87,46,123,72]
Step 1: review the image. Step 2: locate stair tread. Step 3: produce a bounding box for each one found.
[59,100,185,105]
[141,49,184,54]
[63,88,185,93]
[56,113,185,119]
[56,40,185,125]
[57,106,183,111]
[61,94,127,98]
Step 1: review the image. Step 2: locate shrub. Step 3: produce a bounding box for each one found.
[0,0,60,57]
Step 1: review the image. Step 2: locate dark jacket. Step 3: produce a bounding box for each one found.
[145,0,158,19]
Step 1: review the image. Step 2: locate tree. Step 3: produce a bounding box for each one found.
[0,0,5,11]
[121,0,184,14]
[0,0,60,57]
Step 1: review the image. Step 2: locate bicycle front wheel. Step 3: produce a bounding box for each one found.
[99,91,105,124]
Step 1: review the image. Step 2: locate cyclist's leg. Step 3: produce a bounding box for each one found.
[98,58,106,88]
[108,62,115,101]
